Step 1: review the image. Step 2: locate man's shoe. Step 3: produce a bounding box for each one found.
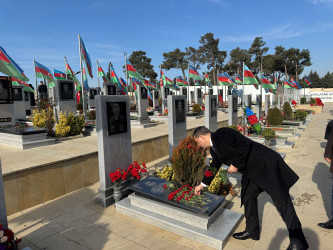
[287,243,309,250]
[318,219,333,229]
[232,231,260,240]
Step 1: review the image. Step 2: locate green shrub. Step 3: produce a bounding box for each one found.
[283,102,293,120]
[300,97,307,104]
[261,128,276,140]
[192,103,202,113]
[38,100,49,110]
[266,107,283,126]
[55,112,71,137]
[32,107,55,136]
[76,103,83,111]
[310,98,316,105]
[67,113,85,136]
[171,137,206,187]
[88,110,96,120]
[294,110,308,121]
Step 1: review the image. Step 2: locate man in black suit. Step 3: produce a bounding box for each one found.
[193,126,308,250]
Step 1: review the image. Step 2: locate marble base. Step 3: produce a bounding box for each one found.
[130,120,157,128]
[116,195,243,250]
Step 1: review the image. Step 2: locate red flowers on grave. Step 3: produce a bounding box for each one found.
[0,224,21,250]
[109,161,147,188]
[204,170,214,178]
[187,144,192,149]
[165,184,201,204]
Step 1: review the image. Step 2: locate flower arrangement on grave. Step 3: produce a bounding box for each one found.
[315,98,324,107]
[146,107,154,113]
[244,107,261,133]
[0,224,21,250]
[158,108,168,116]
[259,117,267,126]
[109,161,147,188]
[163,184,210,205]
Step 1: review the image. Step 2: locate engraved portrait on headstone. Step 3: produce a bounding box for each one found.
[90,89,97,99]
[13,88,22,101]
[154,91,159,99]
[24,91,29,101]
[182,88,187,96]
[60,81,74,100]
[107,85,116,95]
[198,88,202,98]
[164,87,169,98]
[211,98,217,117]
[0,77,13,104]
[107,102,127,135]
[175,99,185,123]
[233,97,238,112]
[209,89,213,95]
[141,87,147,99]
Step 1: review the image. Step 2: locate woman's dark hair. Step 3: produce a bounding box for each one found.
[193,126,211,138]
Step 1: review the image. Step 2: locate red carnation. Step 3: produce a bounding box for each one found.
[187,145,192,149]
[205,170,213,178]
[163,185,167,188]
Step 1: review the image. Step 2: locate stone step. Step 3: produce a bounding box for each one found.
[128,193,226,230]
[116,197,243,250]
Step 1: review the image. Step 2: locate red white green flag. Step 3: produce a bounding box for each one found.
[160,69,173,86]
[11,77,34,93]
[218,73,234,86]
[244,64,259,89]
[0,46,29,81]
[261,76,276,89]
[96,61,109,83]
[65,58,81,91]
[34,60,55,87]
[188,65,202,81]
[127,59,143,80]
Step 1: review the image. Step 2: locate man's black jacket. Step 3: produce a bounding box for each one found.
[201,128,299,204]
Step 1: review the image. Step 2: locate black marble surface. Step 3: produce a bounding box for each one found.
[129,176,225,216]
[0,126,46,135]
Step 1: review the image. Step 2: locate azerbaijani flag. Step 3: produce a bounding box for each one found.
[120,77,127,87]
[283,80,292,89]
[204,74,212,88]
[290,76,302,90]
[244,64,259,89]
[218,73,233,86]
[171,85,180,91]
[224,72,236,87]
[132,77,142,99]
[261,76,276,89]
[111,66,127,94]
[54,69,66,80]
[82,66,89,90]
[65,58,81,91]
[193,79,202,87]
[127,59,143,80]
[79,35,93,78]
[34,60,55,87]
[188,65,202,81]
[144,79,156,89]
[176,76,188,86]
[160,69,174,86]
[11,77,34,93]
[304,76,312,86]
[0,46,29,81]
[147,88,153,100]
[96,61,109,83]
[235,75,243,85]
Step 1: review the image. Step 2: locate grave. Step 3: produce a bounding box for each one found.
[13,85,26,120]
[180,87,189,113]
[256,94,262,119]
[190,90,194,104]
[24,90,31,116]
[168,95,186,161]
[96,95,132,207]
[205,95,218,132]
[116,176,243,249]
[104,83,117,96]
[54,79,76,117]
[195,87,203,105]
[0,158,8,228]
[152,90,159,110]
[88,87,99,110]
[244,94,252,108]
[265,94,270,116]
[161,86,170,113]
[228,95,238,126]
[209,88,214,95]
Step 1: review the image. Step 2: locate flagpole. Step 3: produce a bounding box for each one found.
[64,57,68,80]
[78,34,86,117]
[96,61,100,90]
[187,63,190,110]
[242,62,245,125]
[33,58,39,110]
[124,53,131,104]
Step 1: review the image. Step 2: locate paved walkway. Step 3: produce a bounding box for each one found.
[6,104,333,249]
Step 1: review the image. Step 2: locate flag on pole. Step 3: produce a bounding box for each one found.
[188,65,202,81]
[96,61,109,83]
[160,69,174,86]
[304,76,312,86]
[234,75,243,85]
[34,60,55,87]
[176,76,188,86]
[204,74,212,88]
[82,66,89,90]
[290,76,302,90]
[147,81,157,89]
[79,35,93,78]
[147,88,153,100]
[127,60,143,79]
[143,79,156,89]
[11,77,34,93]
[261,76,276,89]
[283,80,292,89]
[218,73,233,86]
[171,85,180,91]
[244,64,259,89]
[110,66,127,94]
[0,46,29,81]
[54,69,66,80]
[223,72,236,87]
[65,58,81,91]
[193,79,202,87]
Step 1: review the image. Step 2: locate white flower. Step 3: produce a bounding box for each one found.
[0,236,8,243]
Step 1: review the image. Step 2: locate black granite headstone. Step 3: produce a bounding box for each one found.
[129,176,225,216]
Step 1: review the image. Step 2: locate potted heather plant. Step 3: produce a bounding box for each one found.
[261,128,276,146]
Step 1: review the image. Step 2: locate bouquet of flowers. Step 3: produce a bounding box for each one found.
[158,108,168,116]
[244,107,261,133]
[146,107,154,113]
[0,224,21,250]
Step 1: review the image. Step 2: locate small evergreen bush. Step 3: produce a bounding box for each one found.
[266,107,283,126]
[32,107,55,136]
[283,102,293,120]
[261,128,276,140]
[192,103,202,113]
[294,110,308,121]
[67,113,85,136]
[88,110,96,120]
[300,97,307,104]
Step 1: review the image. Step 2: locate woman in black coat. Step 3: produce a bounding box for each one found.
[193,126,308,250]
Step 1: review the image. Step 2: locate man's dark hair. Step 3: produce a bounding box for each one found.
[193,126,211,138]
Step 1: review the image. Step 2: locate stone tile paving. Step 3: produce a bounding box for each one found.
[6,104,333,249]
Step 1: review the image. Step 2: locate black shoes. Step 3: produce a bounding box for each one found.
[287,243,309,250]
[318,219,333,229]
[232,231,260,240]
